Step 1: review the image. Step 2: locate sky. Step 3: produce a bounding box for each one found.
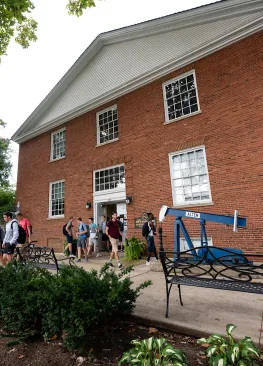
[0,0,218,185]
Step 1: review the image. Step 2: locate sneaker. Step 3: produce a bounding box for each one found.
[76,259,81,262]
[118,263,123,269]
[146,261,150,266]
[154,258,159,262]
[108,262,114,267]
[69,253,76,258]
[96,253,101,258]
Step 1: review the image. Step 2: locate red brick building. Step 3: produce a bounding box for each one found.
[12,0,263,253]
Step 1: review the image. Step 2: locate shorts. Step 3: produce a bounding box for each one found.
[66,234,73,244]
[102,233,109,241]
[77,237,86,249]
[16,243,26,255]
[146,236,155,252]
[110,238,119,253]
[2,242,16,255]
[88,234,97,246]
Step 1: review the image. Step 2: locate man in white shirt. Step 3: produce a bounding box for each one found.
[2,212,19,266]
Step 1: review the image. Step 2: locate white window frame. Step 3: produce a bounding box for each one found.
[50,128,66,162]
[93,164,125,195]
[180,237,213,251]
[96,104,119,146]
[162,70,201,124]
[48,179,65,218]
[169,145,212,207]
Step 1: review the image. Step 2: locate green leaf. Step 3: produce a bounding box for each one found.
[207,345,218,357]
[197,337,209,344]
[226,324,237,335]
[230,344,240,363]
[243,344,260,358]
[212,354,227,366]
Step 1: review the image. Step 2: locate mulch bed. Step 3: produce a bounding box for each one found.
[0,320,262,365]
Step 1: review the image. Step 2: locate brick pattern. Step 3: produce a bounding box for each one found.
[16,32,263,252]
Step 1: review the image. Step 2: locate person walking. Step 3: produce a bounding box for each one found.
[117,216,124,251]
[16,212,32,244]
[142,213,159,266]
[76,217,88,263]
[100,215,110,252]
[87,217,100,258]
[0,223,5,266]
[63,216,75,256]
[2,212,19,266]
[106,212,124,269]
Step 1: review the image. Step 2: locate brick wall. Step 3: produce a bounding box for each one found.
[16,31,263,252]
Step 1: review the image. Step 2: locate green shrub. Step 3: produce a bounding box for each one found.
[0,263,151,350]
[119,337,188,365]
[197,324,261,366]
[124,236,145,260]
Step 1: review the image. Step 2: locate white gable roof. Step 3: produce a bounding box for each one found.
[12,0,263,143]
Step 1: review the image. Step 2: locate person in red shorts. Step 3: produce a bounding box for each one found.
[106,212,124,269]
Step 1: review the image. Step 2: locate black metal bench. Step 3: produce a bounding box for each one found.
[16,244,75,273]
[159,246,263,318]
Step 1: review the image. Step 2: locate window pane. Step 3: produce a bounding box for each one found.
[171,148,210,205]
[52,130,66,160]
[98,107,118,144]
[164,73,199,121]
[94,166,125,192]
[50,181,64,216]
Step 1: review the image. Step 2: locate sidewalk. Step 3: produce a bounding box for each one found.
[73,255,263,343]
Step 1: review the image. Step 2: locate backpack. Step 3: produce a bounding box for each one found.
[118,220,124,232]
[11,220,26,244]
[0,226,5,245]
[62,223,68,236]
[142,222,148,237]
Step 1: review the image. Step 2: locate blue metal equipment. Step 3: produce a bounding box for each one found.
[158,206,247,263]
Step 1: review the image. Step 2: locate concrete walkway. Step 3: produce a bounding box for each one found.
[72,254,263,344]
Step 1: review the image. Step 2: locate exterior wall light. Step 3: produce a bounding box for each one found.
[126,196,132,204]
[86,202,92,209]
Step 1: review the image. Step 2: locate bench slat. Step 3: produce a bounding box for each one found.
[169,276,263,294]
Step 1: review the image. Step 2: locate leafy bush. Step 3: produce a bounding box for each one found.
[124,236,145,260]
[119,336,188,365]
[197,324,261,366]
[0,263,151,350]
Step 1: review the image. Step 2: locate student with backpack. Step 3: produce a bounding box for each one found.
[75,217,88,263]
[63,216,75,256]
[2,212,20,266]
[16,213,32,255]
[0,224,5,266]
[142,213,159,266]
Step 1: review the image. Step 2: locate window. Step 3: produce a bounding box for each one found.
[51,129,66,161]
[180,237,213,251]
[163,70,200,123]
[97,105,118,145]
[49,180,65,217]
[94,165,125,192]
[169,146,212,206]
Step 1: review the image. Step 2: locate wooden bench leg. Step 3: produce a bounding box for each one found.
[165,283,173,318]
[178,284,184,306]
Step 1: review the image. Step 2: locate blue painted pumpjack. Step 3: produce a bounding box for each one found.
[162,207,247,263]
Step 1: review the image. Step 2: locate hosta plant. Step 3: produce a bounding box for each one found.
[118,336,188,365]
[197,324,261,366]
